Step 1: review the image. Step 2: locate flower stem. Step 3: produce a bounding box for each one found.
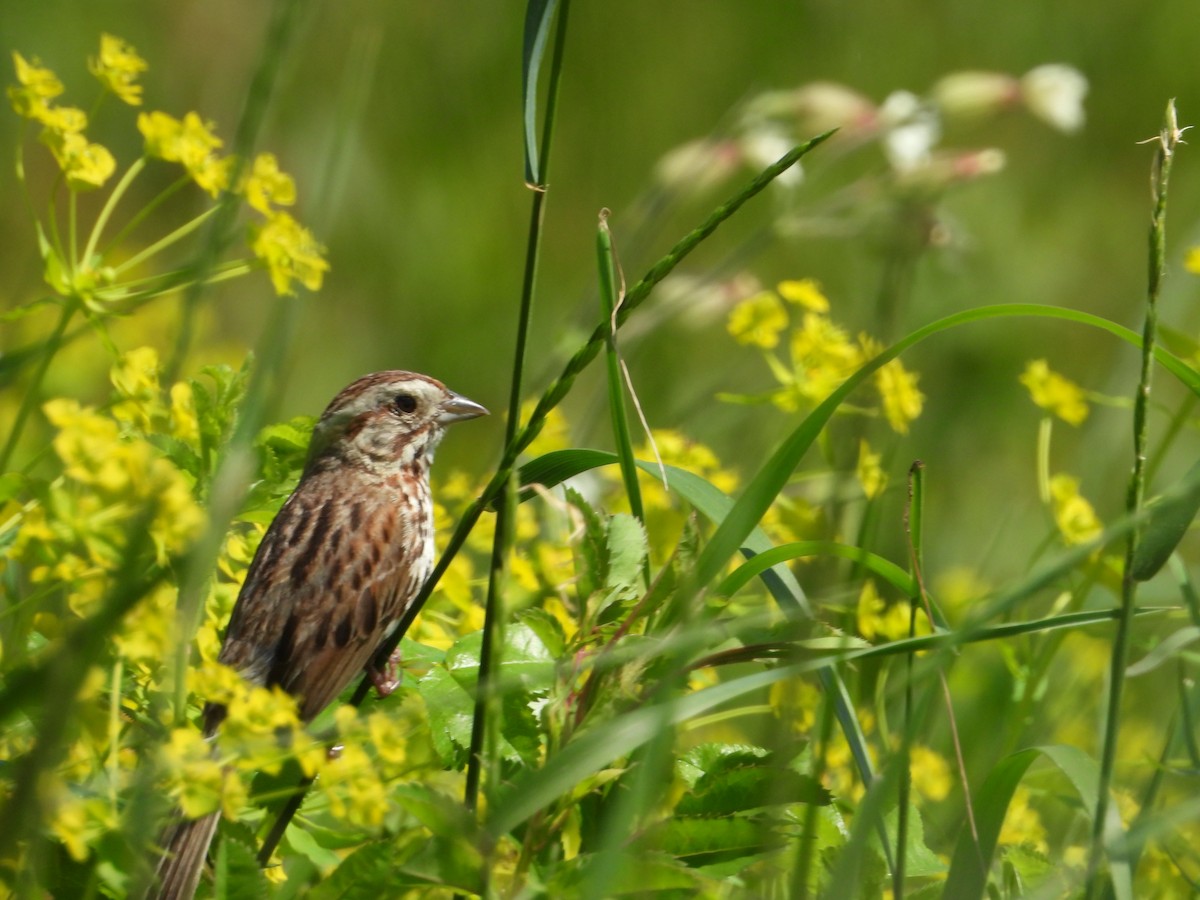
[1086,98,1183,897]
[82,157,146,266]
[111,205,220,276]
[0,299,76,472]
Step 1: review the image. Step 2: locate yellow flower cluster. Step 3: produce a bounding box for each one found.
[855,580,930,642]
[726,279,925,434]
[1019,359,1089,425]
[1048,473,1102,545]
[7,40,135,190]
[7,34,328,298]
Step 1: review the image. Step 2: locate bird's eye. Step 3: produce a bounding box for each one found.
[392,393,418,414]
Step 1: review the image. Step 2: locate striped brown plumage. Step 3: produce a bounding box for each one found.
[150,371,486,899]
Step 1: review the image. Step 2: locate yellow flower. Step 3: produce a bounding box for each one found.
[856,439,887,499]
[88,33,147,106]
[998,785,1048,852]
[138,110,233,196]
[777,278,830,312]
[162,728,225,818]
[37,104,87,134]
[909,745,951,802]
[320,743,389,828]
[39,129,116,191]
[876,357,924,433]
[250,210,329,295]
[110,346,163,430]
[790,312,862,402]
[728,289,787,349]
[1049,473,1102,545]
[1019,359,1088,425]
[170,382,200,444]
[7,51,63,120]
[241,152,296,215]
[1186,246,1200,275]
[856,580,928,642]
[367,711,409,768]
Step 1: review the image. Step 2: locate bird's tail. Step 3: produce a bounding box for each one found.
[147,812,220,900]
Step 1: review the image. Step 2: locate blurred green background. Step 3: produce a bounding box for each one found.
[3,1,1200,591]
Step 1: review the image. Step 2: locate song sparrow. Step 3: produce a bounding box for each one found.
[151,371,487,899]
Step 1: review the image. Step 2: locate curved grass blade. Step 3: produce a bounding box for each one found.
[718,540,917,600]
[942,745,1131,900]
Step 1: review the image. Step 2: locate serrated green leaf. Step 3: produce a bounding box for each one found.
[415,665,473,768]
[884,804,945,878]
[550,850,707,895]
[657,816,770,861]
[565,485,607,602]
[675,766,830,817]
[514,606,567,657]
[392,784,477,840]
[603,513,647,603]
[677,743,769,787]
[445,622,556,692]
[305,842,400,900]
[210,833,268,900]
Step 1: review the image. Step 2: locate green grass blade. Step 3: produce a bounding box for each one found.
[521,0,560,186]
[596,214,645,524]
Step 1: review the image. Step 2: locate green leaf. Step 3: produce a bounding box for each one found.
[306,842,403,900]
[392,784,478,840]
[518,450,810,617]
[565,485,607,603]
[883,804,945,879]
[675,766,830,817]
[942,744,1131,900]
[549,850,707,895]
[657,816,771,862]
[415,664,473,768]
[209,833,268,900]
[520,0,560,185]
[602,512,648,609]
[1126,626,1200,677]
[1131,457,1200,580]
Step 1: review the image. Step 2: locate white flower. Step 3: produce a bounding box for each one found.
[1020,64,1088,133]
[879,90,941,172]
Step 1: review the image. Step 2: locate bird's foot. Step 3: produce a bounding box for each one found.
[369,648,403,698]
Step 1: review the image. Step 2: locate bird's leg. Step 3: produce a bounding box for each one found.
[368,647,403,698]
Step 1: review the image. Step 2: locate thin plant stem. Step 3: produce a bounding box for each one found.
[1087,98,1183,897]
[461,0,573,834]
[111,205,220,276]
[81,156,146,266]
[0,299,75,472]
[99,173,191,258]
[69,190,78,270]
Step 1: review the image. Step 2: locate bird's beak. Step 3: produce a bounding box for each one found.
[437,392,489,425]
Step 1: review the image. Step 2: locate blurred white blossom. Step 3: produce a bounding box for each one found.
[932,71,1019,118]
[1020,64,1088,133]
[879,90,941,172]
